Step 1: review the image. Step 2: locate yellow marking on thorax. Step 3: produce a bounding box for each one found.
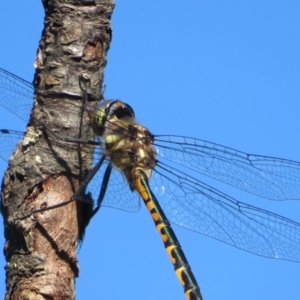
[137,148,145,158]
[105,134,119,144]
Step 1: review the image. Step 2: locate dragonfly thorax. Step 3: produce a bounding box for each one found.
[99,100,157,190]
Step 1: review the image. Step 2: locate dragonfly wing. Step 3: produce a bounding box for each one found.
[150,160,300,262]
[0,67,100,129]
[0,129,140,213]
[0,129,25,162]
[87,159,141,213]
[154,135,300,200]
[0,67,34,122]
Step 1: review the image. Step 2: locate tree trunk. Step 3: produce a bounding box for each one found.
[1,1,114,299]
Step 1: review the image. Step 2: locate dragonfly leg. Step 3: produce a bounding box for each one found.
[89,162,112,219]
[37,120,99,145]
[15,156,106,221]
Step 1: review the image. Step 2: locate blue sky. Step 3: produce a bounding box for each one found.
[0,1,300,299]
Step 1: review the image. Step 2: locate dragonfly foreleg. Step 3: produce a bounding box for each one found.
[15,156,106,221]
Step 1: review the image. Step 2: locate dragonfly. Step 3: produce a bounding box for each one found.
[1,67,300,300]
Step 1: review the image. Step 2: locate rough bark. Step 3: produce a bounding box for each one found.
[1,1,114,299]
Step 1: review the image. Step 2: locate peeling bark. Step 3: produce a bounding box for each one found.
[1,1,114,299]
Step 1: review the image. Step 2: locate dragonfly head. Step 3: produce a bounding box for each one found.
[93,100,135,136]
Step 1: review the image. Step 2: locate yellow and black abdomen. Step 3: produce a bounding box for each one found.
[134,169,203,300]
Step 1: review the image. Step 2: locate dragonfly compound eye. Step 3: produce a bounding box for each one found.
[93,100,114,136]
[108,101,135,121]
[93,100,135,136]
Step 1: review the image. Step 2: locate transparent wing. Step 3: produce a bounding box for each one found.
[0,67,103,125]
[154,135,300,200]
[0,67,34,121]
[0,68,139,213]
[0,129,25,162]
[0,129,140,213]
[87,158,141,212]
[1,68,300,259]
[150,160,300,262]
